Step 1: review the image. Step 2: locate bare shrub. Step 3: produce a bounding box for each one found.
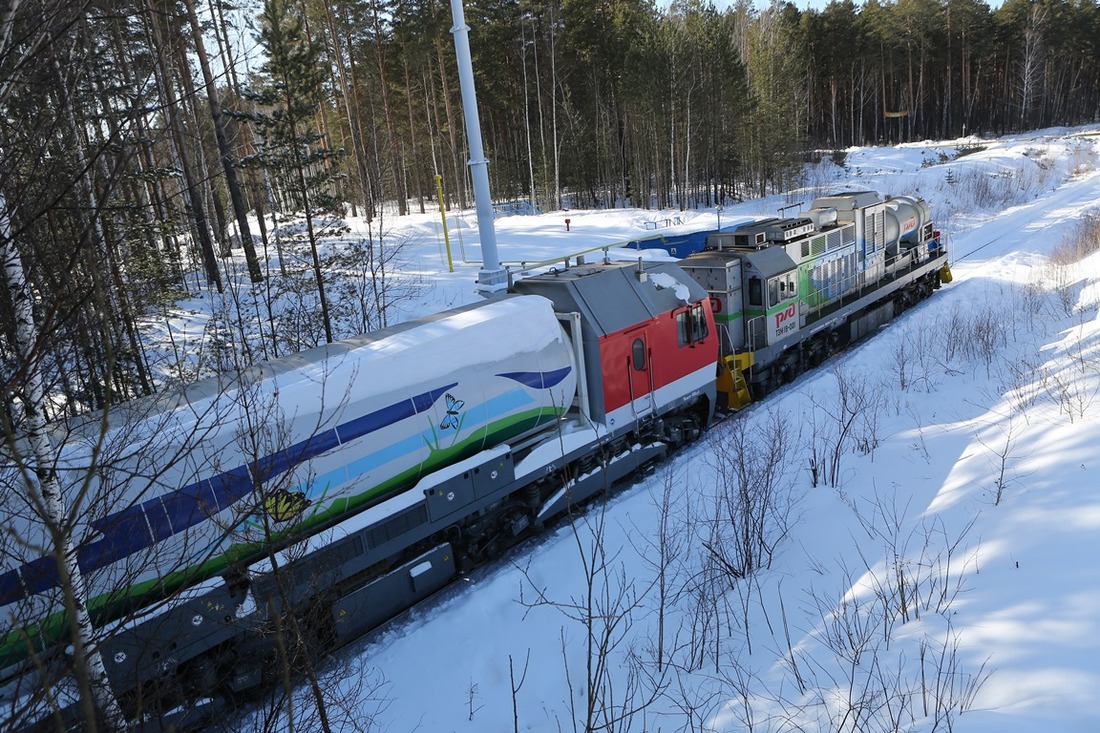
[1044,258,1079,316]
[848,491,979,624]
[941,167,1036,211]
[975,412,1029,505]
[796,608,989,733]
[964,306,1006,376]
[521,499,668,732]
[892,337,913,393]
[1049,212,1100,266]
[1018,276,1050,331]
[793,508,987,733]
[1000,352,1045,416]
[1040,211,1100,316]
[705,409,800,579]
[1042,317,1100,422]
[939,306,966,364]
[889,314,955,395]
[628,466,696,674]
[808,368,888,487]
[1069,140,1099,176]
[918,630,991,732]
[809,567,884,668]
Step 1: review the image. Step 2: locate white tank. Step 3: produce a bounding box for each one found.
[883,195,930,253]
[0,295,578,651]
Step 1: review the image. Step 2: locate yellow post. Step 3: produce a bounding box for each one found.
[435,174,455,273]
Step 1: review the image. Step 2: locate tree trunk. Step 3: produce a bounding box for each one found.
[1,193,127,732]
[403,57,426,214]
[69,60,155,399]
[323,2,372,220]
[184,0,263,282]
[432,7,467,209]
[173,41,230,253]
[144,0,222,291]
[371,2,408,215]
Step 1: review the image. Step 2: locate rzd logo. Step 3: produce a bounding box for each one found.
[774,303,796,328]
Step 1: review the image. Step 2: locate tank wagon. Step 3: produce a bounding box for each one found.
[1,261,716,729]
[1,191,948,730]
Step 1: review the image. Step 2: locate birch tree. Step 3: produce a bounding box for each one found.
[1,193,126,729]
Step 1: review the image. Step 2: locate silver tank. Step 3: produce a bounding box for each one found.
[883,195,930,254]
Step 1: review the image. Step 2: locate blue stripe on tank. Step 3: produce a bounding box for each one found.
[2,375,561,607]
[336,384,456,444]
[496,366,572,389]
[0,383,457,608]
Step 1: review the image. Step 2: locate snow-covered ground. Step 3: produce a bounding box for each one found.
[212,126,1100,732]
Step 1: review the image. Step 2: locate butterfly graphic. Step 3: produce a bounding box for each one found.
[439,393,465,431]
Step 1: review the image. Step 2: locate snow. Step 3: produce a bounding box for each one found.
[648,271,693,303]
[281,293,567,410]
[513,421,603,482]
[208,125,1100,731]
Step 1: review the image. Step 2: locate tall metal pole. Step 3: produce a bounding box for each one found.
[449,0,507,293]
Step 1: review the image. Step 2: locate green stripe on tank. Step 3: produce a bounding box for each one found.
[0,407,562,670]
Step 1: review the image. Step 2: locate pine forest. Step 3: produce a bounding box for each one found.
[2,0,1100,415]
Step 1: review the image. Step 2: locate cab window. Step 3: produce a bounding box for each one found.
[677,303,710,347]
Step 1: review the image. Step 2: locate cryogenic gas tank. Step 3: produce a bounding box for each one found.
[883,195,931,253]
[0,295,576,661]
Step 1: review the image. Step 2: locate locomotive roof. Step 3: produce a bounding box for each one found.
[682,245,796,280]
[742,246,798,279]
[681,250,742,268]
[811,190,881,210]
[511,261,706,337]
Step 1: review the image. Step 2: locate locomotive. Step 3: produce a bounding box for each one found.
[0,191,947,728]
[684,190,949,404]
